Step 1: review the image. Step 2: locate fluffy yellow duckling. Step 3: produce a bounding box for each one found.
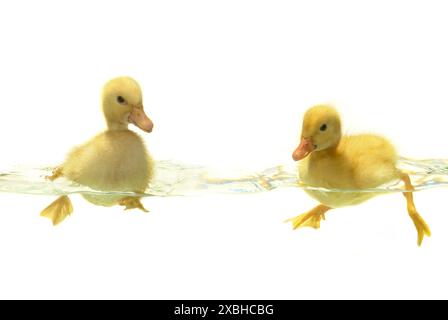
[286,105,431,246]
[40,77,154,225]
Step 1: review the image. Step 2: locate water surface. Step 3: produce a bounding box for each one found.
[0,158,447,197]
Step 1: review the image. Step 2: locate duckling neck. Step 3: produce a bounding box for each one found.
[106,121,129,131]
[311,143,339,159]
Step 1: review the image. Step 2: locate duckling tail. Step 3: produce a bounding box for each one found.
[40,195,73,226]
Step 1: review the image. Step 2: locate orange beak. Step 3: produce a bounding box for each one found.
[292,137,314,161]
[128,106,153,133]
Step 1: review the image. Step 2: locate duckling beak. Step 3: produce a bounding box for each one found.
[129,106,153,133]
[292,138,314,161]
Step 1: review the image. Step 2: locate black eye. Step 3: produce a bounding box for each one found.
[117,96,126,104]
[320,124,327,131]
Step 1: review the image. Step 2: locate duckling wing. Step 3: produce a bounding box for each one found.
[341,134,400,189]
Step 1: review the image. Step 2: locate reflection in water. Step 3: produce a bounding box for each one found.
[0,158,447,197]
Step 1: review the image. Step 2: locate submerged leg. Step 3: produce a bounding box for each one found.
[47,166,63,181]
[401,173,431,246]
[119,197,148,212]
[40,195,73,226]
[285,204,332,230]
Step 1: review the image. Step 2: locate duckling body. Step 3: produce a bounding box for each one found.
[63,130,153,206]
[40,77,154,224]
[300,134,400,207]
[287,105,430,246]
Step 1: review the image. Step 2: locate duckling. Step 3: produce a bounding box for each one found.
[40,77,154,225]
[286,105,431,246]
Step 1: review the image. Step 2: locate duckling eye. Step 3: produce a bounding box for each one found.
[117,96,126,104]
[320,124,327,131]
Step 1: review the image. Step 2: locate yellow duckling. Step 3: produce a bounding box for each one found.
[286,105,431,246]
[40,77,154,225]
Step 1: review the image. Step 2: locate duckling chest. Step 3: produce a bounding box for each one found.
[298,156,375,207]
[64,131,153,191]
[299,156,354,189]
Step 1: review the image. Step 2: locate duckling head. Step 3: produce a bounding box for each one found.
[292,104,341,161]
[102,77,153,133]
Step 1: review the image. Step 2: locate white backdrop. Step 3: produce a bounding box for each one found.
[1,0,448,299]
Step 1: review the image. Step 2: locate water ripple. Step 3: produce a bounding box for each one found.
[0,158,447,197]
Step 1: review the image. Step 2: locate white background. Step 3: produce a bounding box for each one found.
[0,0,448,299]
